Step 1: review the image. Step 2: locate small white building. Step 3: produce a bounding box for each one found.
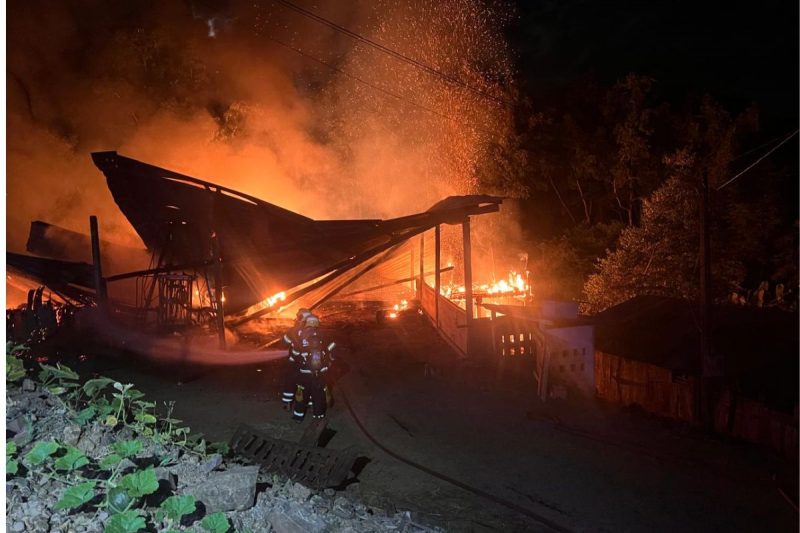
[482,300,595,397]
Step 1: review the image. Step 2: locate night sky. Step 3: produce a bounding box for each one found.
[510,0,799,132]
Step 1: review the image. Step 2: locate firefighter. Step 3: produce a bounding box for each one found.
[281,308,312,411]
[292,314,334,420]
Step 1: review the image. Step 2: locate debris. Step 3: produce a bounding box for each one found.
[290,482,312,501]
[62,424,82,446]
[267,500,327,533]
[332,497,355,519]
[229,424,358,489]
[201,453,224,473]
[181,465,260,513]
[22,379,36,392]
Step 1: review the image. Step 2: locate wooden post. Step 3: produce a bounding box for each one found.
[211,190,227,350]
[89,216,108,313]
[419,233,425,291]
[410,242,416,298]
[462,217,473,355]
[434,224,441,326]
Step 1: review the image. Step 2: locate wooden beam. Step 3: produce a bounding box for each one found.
[419,232,425,290]
[462,217,473,355]
[89,216,108,313]
[434,224,441,326]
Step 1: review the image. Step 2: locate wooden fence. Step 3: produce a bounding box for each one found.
[596,350,799,461]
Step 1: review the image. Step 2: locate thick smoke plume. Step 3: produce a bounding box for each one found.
[7,0,519,304]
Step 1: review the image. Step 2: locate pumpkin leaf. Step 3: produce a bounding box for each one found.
[24,440,59,466]
[72,406,97,426]
[200,512,230,533]
[6,441,17,457]
[104,510,146,533]
[39,363,79,381]
[55,480,96,510]
[7,458,18,475]
[54,446,90,471]
[160,495,196,521]
[99,453,123,470]
[113,440,142,458]
[83,378,115,398]
[119,468,158,498]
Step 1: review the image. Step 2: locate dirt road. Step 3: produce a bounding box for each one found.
[98,308,797,532]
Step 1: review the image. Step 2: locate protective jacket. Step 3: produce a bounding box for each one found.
[294,325,333,419]
[280,321,305,406]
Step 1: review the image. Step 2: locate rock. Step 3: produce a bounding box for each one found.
[268,501,326,533]
[12,428,33,447]
[153,467,177,490]
[290,482,312,501]
[76,424,107,454]
[11,522,25,532]
[323,488,335,498]
[7,415,25,434]
[332,497,355,519]
[62,425,82,446]
[201,453,223,473]
[181,465,259,513]
[22,379,36,392]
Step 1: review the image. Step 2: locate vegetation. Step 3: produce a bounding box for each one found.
[5,343,234,533]
[482,75,797,310]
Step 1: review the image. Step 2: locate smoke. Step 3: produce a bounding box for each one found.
[7,0,519,304]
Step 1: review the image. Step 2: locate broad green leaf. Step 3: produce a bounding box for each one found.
[24,440,59,465]
[55,481,96,510]
[119,468,158,497]
[39,363,79,381]
[208,442,229,455]
[47,386,67,395]
[105,415,119,427]
[104,510,146,533]
[95,397,115,417]
[73,406,97,425]
[6,441,17,457]
[200,512,230,533]
[6,355,26,382]
[126,389,145,401]
[54,447,90,471]
[83,377,115,397]
[160,495,196,521]
[112,382,131,393]
[99,453,123,470]
[113,440,142,458]
[7,458,18,475]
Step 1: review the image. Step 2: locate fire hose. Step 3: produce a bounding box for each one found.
[338,388,574,533]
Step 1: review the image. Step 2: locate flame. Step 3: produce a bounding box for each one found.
[266,291,287,308]
[441,271,530,299]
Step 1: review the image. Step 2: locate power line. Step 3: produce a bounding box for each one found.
[731,130,794,162]
[262,33,504,139]
[717,129,798,190]
[269,0,513,109]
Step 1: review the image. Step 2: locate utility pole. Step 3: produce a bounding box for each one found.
[699,172,721,429]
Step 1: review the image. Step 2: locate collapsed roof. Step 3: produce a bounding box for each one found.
[10,151,502,322]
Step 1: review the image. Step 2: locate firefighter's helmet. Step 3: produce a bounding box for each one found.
[296,308,312,322]
[304,314,321,328]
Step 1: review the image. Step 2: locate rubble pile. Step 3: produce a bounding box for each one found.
[5,373,439,533]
